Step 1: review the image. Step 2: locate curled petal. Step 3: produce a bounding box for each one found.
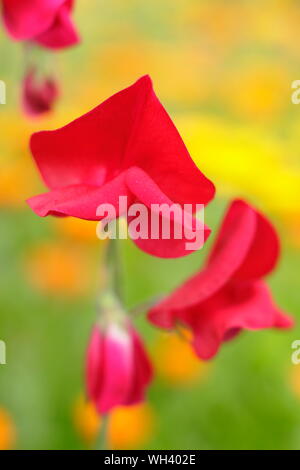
[190,281,293,360]
[149,200,256,314]
[2,0,66,40]
[35,1,79,49]
[126,167,210,258]
[27,174,130,220]
[233,210,280,280]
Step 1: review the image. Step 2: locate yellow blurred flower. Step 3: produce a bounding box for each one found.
[151,44,214,106]
[0,157,40,208]
[283,213,300,249]
[0,113,32,154]
[153,332,210,385]
[0,113,41,208]
[176,114,300,219]
[180,0,246,49]
[86,39,214,108]
[0,408,16,450]
[24,241,95,296]
[245,0,300,52]
[73,396,154,449]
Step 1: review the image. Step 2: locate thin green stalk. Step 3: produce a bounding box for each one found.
[106,238,123,302]
[96,414,109,450]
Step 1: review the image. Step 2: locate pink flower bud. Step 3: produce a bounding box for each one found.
[86,322,153,414]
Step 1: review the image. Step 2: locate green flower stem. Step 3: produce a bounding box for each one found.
[106,238,123,302]
[96,413,109,450]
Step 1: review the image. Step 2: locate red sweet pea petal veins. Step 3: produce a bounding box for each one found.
[233,210,280,281]
[35,1,79,49]
[191,281,293,360]
[2,0,66,40]
[27,173,130,220]
[126,167,210,258]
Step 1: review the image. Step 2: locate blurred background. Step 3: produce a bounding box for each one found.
[0,0,300,450]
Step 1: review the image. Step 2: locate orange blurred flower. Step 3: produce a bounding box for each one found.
[0,158,40,209]
[290,365,300,399]
[108,403,154,450]
[282,213,300,250]
[222,65,288,121]
[153,332,210,385]
[74,396,154,449]
[74,396,101,446]
[0,408,16,450]
[52,217,100,243]
[181,1,246,49]
[24,241,96,296]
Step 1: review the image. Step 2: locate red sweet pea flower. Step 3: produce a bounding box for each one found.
[86,321,153,414]
[27,75,215,258]
[2,0,79,49]
[148,199,293,359]
[22,67,59,117]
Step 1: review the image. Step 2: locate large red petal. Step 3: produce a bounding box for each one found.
[29,77,154,189]
[30,75,214,209]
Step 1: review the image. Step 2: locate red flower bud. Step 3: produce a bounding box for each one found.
[22,68,59,117]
